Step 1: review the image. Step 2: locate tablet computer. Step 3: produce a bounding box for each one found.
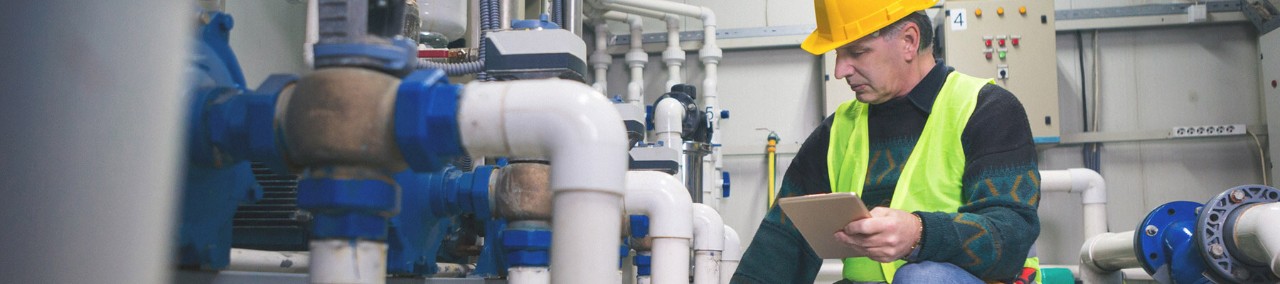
[777,192,872,259]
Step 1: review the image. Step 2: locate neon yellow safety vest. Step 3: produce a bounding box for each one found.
[826,72,1040,283]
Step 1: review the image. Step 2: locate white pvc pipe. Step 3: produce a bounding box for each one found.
[1078,231,1135,284]
[603,0,707,20]
[458,79,628,284]
[602,11,646,106]
[308,240,387,284]
[590,19,611,94]
[692,203,724,284]
[305,0,318,68]
[624,171,695,284]
[227,249,309,273]
[509,266,551,284]
[720,225,741,284]
[1040,169,1108,239]
[654,97,684,150]
[1232,202,1280,277]
[694,251,722,284]
[662,15,683,91]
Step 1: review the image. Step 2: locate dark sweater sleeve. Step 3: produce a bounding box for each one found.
[912,84,1042,281]
[730,116,834,284]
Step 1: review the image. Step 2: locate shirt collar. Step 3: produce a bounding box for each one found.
[904,61,954,114]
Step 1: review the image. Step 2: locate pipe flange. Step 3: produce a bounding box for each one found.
[1134,201,1203,283]
[1197,185,1280,283]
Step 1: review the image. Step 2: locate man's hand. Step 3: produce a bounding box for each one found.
[832,207,922,263]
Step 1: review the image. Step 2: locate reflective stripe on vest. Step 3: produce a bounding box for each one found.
[827,72,1039,283]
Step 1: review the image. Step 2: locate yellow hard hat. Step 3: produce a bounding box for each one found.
[802,0,938,55]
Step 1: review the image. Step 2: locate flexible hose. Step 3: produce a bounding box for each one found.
[420,0,494,77]
[416,59,485,75]
[552,0,564,27]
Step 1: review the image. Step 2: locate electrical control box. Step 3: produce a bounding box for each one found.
[942,0,1060,142]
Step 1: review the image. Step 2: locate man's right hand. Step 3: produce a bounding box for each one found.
[832,207,922,262]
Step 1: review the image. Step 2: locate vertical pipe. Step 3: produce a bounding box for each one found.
[623,13,646,106]
[458,79,628,284]
[309,240,388,284]
[306,0,319,67]
[652,238,693,284]
[501,0,512,30]
[0,1,187,283]
[590,20,611,94]
[567,0,583,36]
[663,16,683,90]
[720,225,741,284]
[509,267,551,284]
[692,204,724,284]
[468,0,481,49]
[694,251,722,284]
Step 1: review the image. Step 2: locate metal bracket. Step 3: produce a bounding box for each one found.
[609,24,815,46]
[1056,2,1244,21]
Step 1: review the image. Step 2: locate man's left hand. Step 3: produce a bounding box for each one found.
[833,207,922,262]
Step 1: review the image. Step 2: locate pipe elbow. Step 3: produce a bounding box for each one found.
[722,225,741,261]
[654,97,685,135]
[1069,168,1107,204]
[692,203,725,251]
[625,171,694,239]
[628,15,643,29]
[458,79,629,194]
[698,7,716,27]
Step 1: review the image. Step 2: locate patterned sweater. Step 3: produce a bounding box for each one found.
[730,62,1041,283]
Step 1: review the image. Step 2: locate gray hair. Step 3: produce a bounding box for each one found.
[868,12,934,54]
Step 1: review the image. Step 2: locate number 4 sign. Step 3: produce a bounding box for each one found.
[950,8,967,31]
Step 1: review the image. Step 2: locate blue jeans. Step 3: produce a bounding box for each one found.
[849,261,985,284]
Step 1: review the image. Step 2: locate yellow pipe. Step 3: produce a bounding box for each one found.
[766,132,779,208]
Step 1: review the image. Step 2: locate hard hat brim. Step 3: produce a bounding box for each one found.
[801,28,861,56]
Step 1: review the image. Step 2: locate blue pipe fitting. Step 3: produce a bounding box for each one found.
[297,179,397,239]
[395,69,466,172]
[634,253,653,276]
[512,15,562,30]
[1135,201,1207,284]
[313,37,417,76]
[206,74,297,173]
[427,166,496,220]
[503,229,552,266]
[722,171,731,198]
[619,242,631,269]
[388,166,498,275]
[199,12,246,89]
[629,215,650,239]
[472,219,510,277]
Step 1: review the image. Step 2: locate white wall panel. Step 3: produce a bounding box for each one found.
[225,0,310,85]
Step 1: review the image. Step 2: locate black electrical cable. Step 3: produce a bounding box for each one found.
[1076,30,1101,172]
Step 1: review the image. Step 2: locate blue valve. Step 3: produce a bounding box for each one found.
[720,109,730,119]
[722,171,731,198]
[629,215,650,239]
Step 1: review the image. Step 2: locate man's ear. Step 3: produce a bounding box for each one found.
[900,23,921,61]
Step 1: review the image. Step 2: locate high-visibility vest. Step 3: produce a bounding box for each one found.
[826,71,1040,283]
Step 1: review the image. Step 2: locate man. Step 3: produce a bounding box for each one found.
[730,1,1041,283]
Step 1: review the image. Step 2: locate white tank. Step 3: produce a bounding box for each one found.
[419,0,468,42]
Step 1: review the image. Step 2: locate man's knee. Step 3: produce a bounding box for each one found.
[893,262,983,284]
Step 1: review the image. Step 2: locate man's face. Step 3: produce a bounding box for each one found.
[833,31,910,105]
